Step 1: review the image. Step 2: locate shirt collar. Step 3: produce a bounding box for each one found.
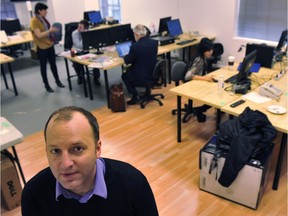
[55,158,107,203]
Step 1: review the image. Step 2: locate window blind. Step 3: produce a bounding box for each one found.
[237,0,287,42]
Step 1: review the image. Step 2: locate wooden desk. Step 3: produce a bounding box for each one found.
[63,33,215,107]
[0,53,18,96]
[0,31,33,48]
[221,74,288,190]
[158,34,216,83]
[0,117,26,185]
[169,65,278,142]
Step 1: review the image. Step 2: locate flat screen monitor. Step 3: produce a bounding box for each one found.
[110,24,133,43]
[1,19,22,35]
[82,28,112,51]
[88,11,103,24]
[245,43,274,68]
[158,16,171,34]
[236,49,257,84]
[166,19,183,37]
[276,29,287,51]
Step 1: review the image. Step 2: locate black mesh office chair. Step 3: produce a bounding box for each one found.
[137,59,166,109]
[171,61,195,123]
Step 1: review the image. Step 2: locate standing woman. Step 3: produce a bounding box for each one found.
[30,3,65,93]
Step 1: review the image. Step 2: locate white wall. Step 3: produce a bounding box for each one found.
[13,0,280,64]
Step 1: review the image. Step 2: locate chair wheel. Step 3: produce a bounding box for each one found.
[141,104,145,109]
[161,95,165,99]
[172,110,176,115]
[159,102,163,106]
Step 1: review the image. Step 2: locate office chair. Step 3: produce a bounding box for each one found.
[171,61,195,123]
[137,59,166,109]
[207,43,224,72]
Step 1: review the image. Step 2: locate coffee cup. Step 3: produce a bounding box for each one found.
[228,56,235,70]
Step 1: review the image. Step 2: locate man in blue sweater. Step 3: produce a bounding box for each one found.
[21,106,159,216]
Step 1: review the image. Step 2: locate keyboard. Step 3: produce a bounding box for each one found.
[176,39,196,45]
[224,74,237,83]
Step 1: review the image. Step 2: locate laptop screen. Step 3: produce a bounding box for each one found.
[115,41,132,58]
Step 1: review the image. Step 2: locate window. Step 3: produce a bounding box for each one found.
[99,0,121,22]
[0,0,17,19]
[237,0,287,42]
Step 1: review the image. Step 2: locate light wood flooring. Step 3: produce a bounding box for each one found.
[1,83,287,216]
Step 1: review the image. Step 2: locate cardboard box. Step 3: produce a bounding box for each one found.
[199,135,273,209]
[1,155,22,210]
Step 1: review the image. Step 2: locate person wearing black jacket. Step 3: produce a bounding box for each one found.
[21,106,158,216]
[122,24,158,105]
[216,107,277,187]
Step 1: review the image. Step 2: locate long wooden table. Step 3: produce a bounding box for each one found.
[0,53,18,96]
[221,74,287,190]
[63,33,214,107]
[169,64,278,142]
[0,31,33,48]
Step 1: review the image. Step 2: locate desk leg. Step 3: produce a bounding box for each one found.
[177,95,182,142]
[11,146,26,185]
[216,108,221,130]
[272,133,287,190]
[1,64,9,89]
[104,69,110,109]
[64,58,72,91]
[2,148,26,185]
[7,63,18,96]
[85,66,93,100]
[167,52,171,84]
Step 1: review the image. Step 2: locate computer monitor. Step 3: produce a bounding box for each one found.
[0,19,22,35]
[246,43,274,68]
[82,28,112,51]
[88,11,103,24]
[276,29,287,51]
[236,49,257,84]
[110,24,134,43]
[158,16,171,34]
[166,19,183,37]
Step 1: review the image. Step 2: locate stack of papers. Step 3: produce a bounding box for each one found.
[88,56,114,68]
[77,53,96,60]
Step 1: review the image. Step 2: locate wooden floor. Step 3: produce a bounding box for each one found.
[1,83,287,216]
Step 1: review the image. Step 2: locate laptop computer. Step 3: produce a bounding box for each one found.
[115,41,132,58]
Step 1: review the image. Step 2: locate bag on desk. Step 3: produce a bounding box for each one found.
[109,83,126,112]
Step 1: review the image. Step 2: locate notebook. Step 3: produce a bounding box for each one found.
[115,41,132,58]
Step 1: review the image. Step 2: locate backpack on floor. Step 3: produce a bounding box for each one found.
[109,83,126,112]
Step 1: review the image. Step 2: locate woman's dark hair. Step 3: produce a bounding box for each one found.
[198,37,213,57]
[44,106,100,142]
[34,3,48,14]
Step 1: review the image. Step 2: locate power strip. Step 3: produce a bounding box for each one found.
[274,71,285,80]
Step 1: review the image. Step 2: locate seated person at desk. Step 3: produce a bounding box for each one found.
[72,20,101,85]
[184,37,216,122]
[122,24,158,105]
[21,106,159,216]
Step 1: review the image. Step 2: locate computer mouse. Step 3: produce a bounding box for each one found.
[212,78,218,83]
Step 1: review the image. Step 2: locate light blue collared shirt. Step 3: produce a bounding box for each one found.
[55,158,107,203]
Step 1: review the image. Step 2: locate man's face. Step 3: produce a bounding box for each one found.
[77,24,85,32]
[45,112,101,195]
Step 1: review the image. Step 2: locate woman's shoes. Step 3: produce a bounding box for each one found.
[194,107,207,123]
[56,81,65,88]
[45,85,54,93]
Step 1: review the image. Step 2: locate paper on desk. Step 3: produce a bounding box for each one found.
[241,92,271,104]
[8,35,23,40]
[88,56,114,68]
[77,53,96,60]
[88,60,114,68]
[58,51,71,57]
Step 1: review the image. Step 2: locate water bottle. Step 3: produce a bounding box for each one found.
[218,75,224,96]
